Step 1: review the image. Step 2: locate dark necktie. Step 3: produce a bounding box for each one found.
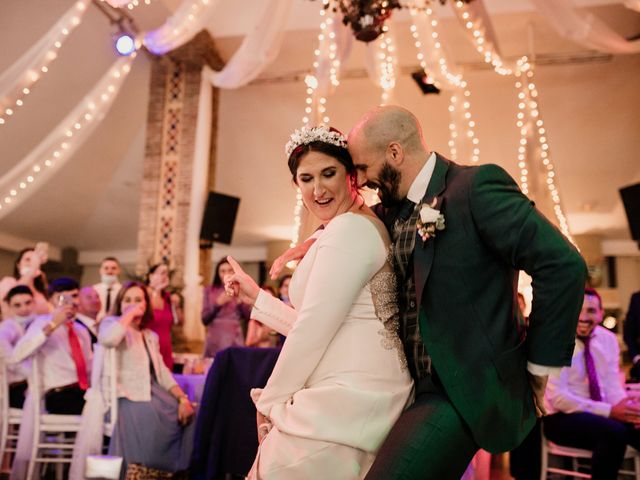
[67,322,89,390]
[580,335,602,401]
[397,198,416,222]
[105,287,112,313]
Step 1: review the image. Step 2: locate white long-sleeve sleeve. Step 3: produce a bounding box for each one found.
[255,214,386,417]
[10,316,48,364]
[251,290,297,336]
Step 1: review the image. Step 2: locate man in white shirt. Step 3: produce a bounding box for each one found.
[0,285,36,408]
[93,257,122,318]
[544,288,640,479]
[11,277,92,415]
[76,285,102,344]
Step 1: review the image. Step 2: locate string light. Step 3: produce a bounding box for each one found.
[452,0,513,76]
[409,7,479,163]
[515,56,572,240]
[0,56,135,215]
[0,0,89,127]
[378,26,397,105]
[124,0,153,10]
[301,0,334,126]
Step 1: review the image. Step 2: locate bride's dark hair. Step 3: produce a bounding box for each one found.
[287,128,354,183]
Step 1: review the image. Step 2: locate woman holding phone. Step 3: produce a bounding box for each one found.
[0,243,51,319]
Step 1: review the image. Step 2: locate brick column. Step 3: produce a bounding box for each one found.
[137,32,223,344]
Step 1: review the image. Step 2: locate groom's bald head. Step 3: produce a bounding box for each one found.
[348,105,426,159]
[348,106,429,202]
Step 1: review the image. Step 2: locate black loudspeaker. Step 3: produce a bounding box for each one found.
[620,183,640,244]
[200,192,240,246]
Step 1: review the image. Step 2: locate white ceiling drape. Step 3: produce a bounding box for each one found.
[531,0,640,54]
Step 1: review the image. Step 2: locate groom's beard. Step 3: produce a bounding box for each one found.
[376,162,403,208]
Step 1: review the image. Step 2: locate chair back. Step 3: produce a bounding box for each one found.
[102,346,118,436]
[0,360,9,458]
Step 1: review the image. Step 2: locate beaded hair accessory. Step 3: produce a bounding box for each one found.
[284,125,348,158]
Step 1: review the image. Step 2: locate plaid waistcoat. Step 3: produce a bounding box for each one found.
[392,203,432,380]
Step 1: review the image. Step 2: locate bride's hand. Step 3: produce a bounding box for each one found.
[225,256,260,306]
[256,411,270,444]
[269,237,317,280]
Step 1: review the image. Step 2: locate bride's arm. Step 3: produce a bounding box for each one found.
[255,215,386,418]
[250,290,297,336]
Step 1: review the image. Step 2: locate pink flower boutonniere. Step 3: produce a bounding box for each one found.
[416,198,445,243]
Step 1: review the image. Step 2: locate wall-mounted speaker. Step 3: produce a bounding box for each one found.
[200,191,240,246]
[619,183,640,247]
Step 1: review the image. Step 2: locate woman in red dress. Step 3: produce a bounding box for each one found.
[146,262,174,370]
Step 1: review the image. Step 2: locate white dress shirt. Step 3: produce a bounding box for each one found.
[544,325,626,418]
[10,315,92,392]
[0,318,29,384]
[93,282,122,317]
[76,313,98,337]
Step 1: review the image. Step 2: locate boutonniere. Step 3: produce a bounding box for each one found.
[416,198,445,242]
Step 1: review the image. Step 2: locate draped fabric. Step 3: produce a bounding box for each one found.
[0,56,135,221]
[0,0,90,114]
[625,0,640,13]
[69,345,108,480]
[202,0,294,89]
[142,0,223,55]
[191,347,281,479]
[531,0,640,54]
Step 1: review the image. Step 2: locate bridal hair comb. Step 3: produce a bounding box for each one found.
[285,125,348,158]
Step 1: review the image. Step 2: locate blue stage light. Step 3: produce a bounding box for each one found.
[115,34,136,56]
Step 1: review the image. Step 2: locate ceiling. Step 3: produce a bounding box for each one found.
[0,0,639,261]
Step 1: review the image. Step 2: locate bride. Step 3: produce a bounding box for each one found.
[225,125,413,479]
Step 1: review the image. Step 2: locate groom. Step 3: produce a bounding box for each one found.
[348,106,587,479]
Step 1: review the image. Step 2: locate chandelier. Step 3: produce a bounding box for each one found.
[311,0,475,42]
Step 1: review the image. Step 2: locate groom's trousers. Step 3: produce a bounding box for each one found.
[365,373,478,480]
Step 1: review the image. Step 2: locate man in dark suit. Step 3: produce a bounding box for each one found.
[348,105,587,479]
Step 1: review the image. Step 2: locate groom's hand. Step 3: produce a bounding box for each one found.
[269,237,317,279]
[528,373,548,417]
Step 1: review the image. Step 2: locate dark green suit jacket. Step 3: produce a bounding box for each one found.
[380,154,587,453]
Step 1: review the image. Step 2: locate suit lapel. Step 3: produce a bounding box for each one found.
[414,154,449,305]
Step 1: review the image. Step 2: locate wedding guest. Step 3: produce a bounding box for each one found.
[544,288,640,480]
[0,246,50,319]
[623,291,640,381]
[0,285,36,408]
[146,263,175,370]
[245,287,280,348]
[93,257,122,318]
[11,277,91,414]
[201,258,250,357]
[99,281,195,477]
[278,275,292,307]
[76,286,102,344]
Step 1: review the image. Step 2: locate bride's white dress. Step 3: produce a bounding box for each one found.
[248,212,414,479]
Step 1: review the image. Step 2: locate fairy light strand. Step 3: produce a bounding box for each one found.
[0,56,135,214]
[0,0,89,127]
[409,7,479,162]
[378,27,397,105]
[515,56,572,240]
[452,0,513,76]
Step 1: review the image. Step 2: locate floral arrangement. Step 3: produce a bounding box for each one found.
[416,198,445,242]
[310,1,475,43]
